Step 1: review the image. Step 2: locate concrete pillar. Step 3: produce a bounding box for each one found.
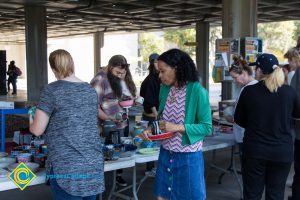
[196,21,210,90]
[221,0,257,100]
[222,0,257,38]
[93,32,104,75]
[25,5,47,101]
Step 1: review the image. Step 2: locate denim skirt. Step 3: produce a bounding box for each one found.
[154,147,206,200]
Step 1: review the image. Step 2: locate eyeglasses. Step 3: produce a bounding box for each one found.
[116,71,126,76]
[121,64,130,69]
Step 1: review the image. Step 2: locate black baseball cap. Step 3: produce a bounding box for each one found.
[249,53,279,74]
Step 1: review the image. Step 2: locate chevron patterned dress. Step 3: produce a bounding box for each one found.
[154,85,206,200]
[161,85,203,152]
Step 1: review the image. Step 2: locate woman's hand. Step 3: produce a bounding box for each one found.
[29,115,34,125]
[159,120,185,134]
[138,127,153,141]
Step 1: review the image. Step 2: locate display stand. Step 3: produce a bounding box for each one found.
[0,108,29,152]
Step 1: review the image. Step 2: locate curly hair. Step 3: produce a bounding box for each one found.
[158,49,199,87]
[229,54,253,76]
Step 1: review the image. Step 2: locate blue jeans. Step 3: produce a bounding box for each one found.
[49,177,96,200]
[7,77,17,93]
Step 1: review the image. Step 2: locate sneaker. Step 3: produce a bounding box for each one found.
[145,167,156,178]
[116,176,127,187]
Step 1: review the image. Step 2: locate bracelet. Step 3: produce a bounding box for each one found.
[176,124,185,134]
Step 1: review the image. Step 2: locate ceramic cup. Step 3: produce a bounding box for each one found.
[133,137,143,149]
[139,120,149,128]
[115,112,127,121]
[133,126,144,136]
[135,96,144,105]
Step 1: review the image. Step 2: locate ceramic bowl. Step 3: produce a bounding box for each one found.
[34,154,46,167]
[10,150,21,158]
[124,144,137,151]
[141,141,155,148]
[119,99,134,107]
[8,162,39,173]
[0,168,9,178]
[102,146,119,161]
[0,157,16,169]
[17,153,32,163]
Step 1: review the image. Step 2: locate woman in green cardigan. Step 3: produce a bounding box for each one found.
[140,49,212,200]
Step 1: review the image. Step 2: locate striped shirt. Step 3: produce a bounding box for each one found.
[161,85,203,152]
[90,69,127,129]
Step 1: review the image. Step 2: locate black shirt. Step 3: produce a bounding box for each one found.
[235,81,300,162]
[140,73,160,114]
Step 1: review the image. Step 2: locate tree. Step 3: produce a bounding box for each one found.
[138,32,164,63]
[137,32,164,77]
[258,21,295,59]
[164,28,196,55]
[293,21,300,41]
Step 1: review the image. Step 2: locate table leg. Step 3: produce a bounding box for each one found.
[217,146,243,199]
[1,111,5,152]
[108,170,116,200]
[231,146,243,199]
[132,166,138,200]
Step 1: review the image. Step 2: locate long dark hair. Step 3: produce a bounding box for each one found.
[158,49,199,87]
[107,55,137,99]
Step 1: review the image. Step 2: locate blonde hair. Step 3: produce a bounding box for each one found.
[49,49,74,78]
[263,66,285,92]
[284,47,300,61]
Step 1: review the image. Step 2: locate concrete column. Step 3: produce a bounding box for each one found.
[196,21,210,90]
[93,32,104,75]
[222,0,257,38]
[221,0,257,100]
[25,5,47,101]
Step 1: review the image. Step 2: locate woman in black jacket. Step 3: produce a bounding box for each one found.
[140,53,160,121]
[235,53,300,200]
